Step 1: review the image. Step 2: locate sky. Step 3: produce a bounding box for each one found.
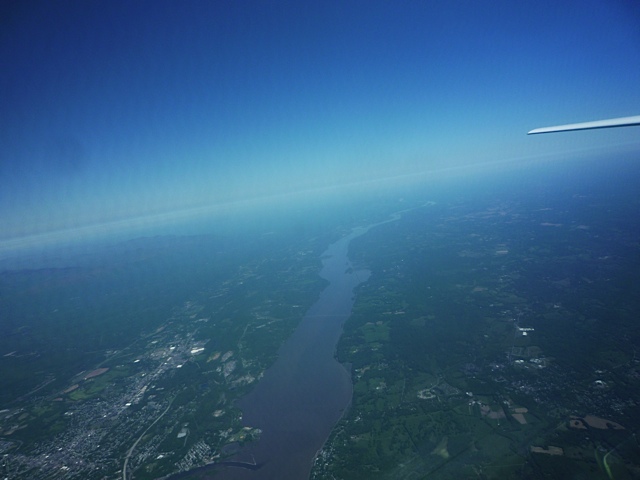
[1,0,640,242]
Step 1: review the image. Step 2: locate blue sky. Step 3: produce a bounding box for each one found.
[1,0,639,241]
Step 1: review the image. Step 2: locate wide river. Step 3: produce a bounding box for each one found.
[211,222,383,479]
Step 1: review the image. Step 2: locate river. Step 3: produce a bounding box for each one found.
[207,222,384,479]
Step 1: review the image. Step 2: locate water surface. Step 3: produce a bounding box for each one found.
[215,224,375,479]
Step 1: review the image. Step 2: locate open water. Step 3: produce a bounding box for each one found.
[213,224,375,479]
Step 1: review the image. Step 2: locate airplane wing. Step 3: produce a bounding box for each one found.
[528,115,640,134]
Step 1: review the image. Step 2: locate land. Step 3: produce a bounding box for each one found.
[311,166,640,479]
[2,158,640,480]
[0,223,351,479]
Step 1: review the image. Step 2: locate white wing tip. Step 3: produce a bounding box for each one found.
[528,115,640,135]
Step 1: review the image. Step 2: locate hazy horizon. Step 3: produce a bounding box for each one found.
[2,1,639,242]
